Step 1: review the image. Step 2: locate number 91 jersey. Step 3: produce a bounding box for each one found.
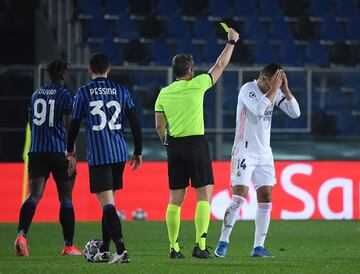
[29,83,74,153]
[72,78,135,166]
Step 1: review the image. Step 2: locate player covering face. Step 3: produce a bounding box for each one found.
[214,63,301,258]
[66,53,142,264]
[15,60,82,256]
[155,28,240,259]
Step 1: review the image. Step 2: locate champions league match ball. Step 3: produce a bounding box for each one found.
[84,239,102,262]
[132,208,147,220]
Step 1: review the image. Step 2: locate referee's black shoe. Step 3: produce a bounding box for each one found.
[192,243,211,259]
[170,248,185,259]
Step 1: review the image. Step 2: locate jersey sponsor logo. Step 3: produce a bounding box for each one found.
[263,105,274,121]
[249,91,256,98]
[89,88,117,96]
[264,110,273,116]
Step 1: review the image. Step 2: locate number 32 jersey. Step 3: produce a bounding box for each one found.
[29,83,74,153]
[72,78,135,166]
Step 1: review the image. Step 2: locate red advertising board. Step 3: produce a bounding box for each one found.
[0,161,359,222]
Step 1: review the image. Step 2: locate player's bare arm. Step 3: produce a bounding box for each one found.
[266,69,282,102]
[155,112,167,144]
[280,70,294,100]
[208,28,239,84]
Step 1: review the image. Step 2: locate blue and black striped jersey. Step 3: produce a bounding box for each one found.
[72,78,135,166]
[29,83,74,153]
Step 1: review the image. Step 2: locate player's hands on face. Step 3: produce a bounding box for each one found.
[270,69,283,90]
[279,70,293,99]
[227,28,240,42]
[280,70,289,92]
[130,154,142,171]
[66,151,76,177]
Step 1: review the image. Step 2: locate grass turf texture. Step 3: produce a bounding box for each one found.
[1,220,359,273]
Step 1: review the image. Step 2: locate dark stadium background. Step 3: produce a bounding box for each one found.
[0,0,360,222]
[1,0,360,163]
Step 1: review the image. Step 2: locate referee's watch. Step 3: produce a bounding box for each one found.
[227,39,236,45]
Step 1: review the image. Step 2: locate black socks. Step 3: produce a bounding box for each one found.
[59,200,75,246]
[18,198,37,236]
[100,214,111,252]
[102,204,125,255]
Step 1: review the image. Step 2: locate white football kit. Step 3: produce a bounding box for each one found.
[231,80,301,189]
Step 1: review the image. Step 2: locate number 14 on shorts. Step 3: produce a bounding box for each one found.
[237,159,246,170]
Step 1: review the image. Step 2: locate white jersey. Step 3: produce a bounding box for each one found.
[233,80,301,158]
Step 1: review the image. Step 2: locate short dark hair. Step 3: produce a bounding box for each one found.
[89,52,110,74]
[172,54,194,78]
[46,60,70,83]
[260,62,282,78]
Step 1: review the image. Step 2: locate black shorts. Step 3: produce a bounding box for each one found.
[166,135,214,190]
[28,152,75,184]
[89,162,126,193]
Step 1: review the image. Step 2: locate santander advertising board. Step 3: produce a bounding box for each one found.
[0,161,358,222]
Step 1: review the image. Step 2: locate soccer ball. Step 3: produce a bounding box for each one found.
[84,239,102,262]
[132,208,147,220]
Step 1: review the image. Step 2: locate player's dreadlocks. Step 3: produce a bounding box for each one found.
[46,60,70,83]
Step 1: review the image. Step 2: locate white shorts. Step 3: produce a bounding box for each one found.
[230,150,276,190]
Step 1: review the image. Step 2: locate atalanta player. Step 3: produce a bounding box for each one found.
[15,60,82,256]
[66,53,142,264]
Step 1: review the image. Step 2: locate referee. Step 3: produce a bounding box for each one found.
[155,28,239,259]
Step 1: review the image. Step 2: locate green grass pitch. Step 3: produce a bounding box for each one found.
[1,220,360,273]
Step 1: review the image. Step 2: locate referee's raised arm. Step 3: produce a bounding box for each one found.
[208,28,239,84]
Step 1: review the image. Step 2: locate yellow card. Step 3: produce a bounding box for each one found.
[220,22,229,33]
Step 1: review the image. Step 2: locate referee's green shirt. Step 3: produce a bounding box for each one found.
[155,73,213,137]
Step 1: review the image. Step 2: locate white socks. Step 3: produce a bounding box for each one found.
[219,198,272,248]
[254,202,272,248]
[219,195,246,243]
